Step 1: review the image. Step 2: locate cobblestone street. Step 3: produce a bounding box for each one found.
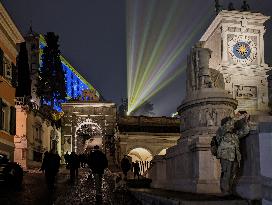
[0,168,141,205]
[0,168,71,205]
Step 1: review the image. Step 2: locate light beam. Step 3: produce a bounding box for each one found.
[126,0,212,115]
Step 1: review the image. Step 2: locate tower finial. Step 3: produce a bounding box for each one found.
[241,0,250,11]
[228,2,235,11]
[27,20,34,35]
[214,0,222,15]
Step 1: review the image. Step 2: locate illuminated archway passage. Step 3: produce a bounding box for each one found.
[157,148,167,156]
[126,0,211,114]
[75,119,102,154]
[128,147,153,175]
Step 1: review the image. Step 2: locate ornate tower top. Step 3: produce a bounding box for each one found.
[199,10,271,114]
[200,10,270,68]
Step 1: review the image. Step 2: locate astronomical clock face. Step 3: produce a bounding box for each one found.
[228,35,257,65]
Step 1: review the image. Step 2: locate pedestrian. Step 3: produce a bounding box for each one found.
[64,151,70,165]
[41,150,61,190]
[121,155,131,180]
[131,162,134,172]
[133,161,140,180]
[79,153,86,168]
[68,151,80,184]
[87,145,108,203]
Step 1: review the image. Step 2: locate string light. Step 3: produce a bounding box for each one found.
[39,35,100,111]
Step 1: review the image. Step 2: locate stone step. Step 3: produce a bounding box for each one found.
[130,188,250,205]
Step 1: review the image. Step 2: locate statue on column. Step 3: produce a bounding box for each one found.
[241,1,250,11]
[211,111,250,194]
[215,0,222,14]
[186,45,214,92]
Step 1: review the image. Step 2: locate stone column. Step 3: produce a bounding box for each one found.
[221,25,228,64]
[260,28,265,65]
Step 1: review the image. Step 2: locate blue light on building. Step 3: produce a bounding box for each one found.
[39,35,100,111]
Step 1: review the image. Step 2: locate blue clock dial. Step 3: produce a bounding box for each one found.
[228,35,257,64]
[233,42,251,59]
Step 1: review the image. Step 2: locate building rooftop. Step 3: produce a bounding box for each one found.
[118,116,180,133]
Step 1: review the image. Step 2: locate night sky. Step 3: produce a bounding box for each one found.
[2,0,272,116]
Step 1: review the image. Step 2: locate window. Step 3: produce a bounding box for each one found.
[31,63,37,72]
[33,124,42,142]
[4,62,12,79]
[1,103,9,132]
[22,149,26,160]
[1,108,4,129]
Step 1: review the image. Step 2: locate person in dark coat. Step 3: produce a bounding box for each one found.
[79,154,86,168]
[64,151,70,165]
[41,150,61,190]
[133,161,140,180]
[121,155,131,180]
[87,145,108,202]
[68,152,80,184]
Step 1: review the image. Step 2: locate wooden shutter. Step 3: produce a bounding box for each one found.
[9,106,16,135]
[0,98,2,130]
[11,63,18,87]
[0,48,3,76]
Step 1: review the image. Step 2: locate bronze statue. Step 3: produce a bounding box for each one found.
[228,2,235,11]
[241,1,250,11]
[215,0,222,14]
[211,111,250,194]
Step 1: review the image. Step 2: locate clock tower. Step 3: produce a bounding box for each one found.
[200,10,271,114]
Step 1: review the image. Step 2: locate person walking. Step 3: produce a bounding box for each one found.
[133,161,140,180]
[68,151,80,184]
[79,153,86,168]
[41,150,60,190]
[64,151,70,165]
[121,155,131,180]
[87,145,108,203]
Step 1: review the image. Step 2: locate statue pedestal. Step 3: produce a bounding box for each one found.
[162,133,221,193]
[150,88,237,194]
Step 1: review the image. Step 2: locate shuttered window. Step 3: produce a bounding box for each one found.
[10,106,16,135]
[0,48,3,76]
[0,98,3,130]
[11,63,18,87]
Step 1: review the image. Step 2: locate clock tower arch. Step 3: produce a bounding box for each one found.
[200,10,271,114]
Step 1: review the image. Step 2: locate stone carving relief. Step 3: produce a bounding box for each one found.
[186,45,215,92]
[205,108,217,126]
[234,85,257,99]
[225,75,231,84]
[210,68,225,89]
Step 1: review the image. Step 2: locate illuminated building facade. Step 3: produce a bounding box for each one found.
[0,3,24,160]
[14,99,61,169]
[24,32,101,111]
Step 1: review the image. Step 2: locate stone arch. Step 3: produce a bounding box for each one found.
[157,148,167,155]
[127,147,153,176]
[126,145,154,157]
[154,146,171,156]
[127,147,153,162]
[74,118,102,153]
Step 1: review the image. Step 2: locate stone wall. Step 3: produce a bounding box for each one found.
[61,102,117,155]
[117,116,180,164]
[236,121,272,203]
[14,106,60,169]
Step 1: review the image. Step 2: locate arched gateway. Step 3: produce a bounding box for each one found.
[61,101,117,155]
[75,119,102,153]
[116,116,180,165]
[61,101,180,169]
